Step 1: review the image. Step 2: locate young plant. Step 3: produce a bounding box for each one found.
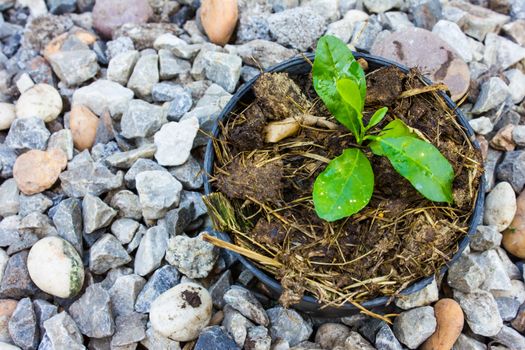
[312,35,454,222]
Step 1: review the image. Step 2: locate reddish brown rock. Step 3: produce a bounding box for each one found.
[92,0,153,39]
[476,135,489,161]
[491,124,516,152]
[70,105,99,151]
[13,149,68,195]
[421,299,464,350]
[503,189,525,258]
[371,27,470,101]
[200,0,238,46]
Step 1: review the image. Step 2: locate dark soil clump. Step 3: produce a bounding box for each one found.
[208,64,482,307]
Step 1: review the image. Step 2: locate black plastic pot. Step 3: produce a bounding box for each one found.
[203,52,486,317]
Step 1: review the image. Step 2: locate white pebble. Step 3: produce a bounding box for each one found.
[484,182,517,232]
[0,103,15,130]
[15,84,62,122]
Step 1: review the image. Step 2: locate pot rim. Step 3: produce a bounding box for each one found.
[203,52,486,312]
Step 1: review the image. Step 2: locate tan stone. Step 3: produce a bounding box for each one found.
[503,190,525,258]
[70,105,99,151]
[421,299,464,350]
[490,124,515,152]
[0,299,18,343]
[13,149,68,195]
[200,0,238,46]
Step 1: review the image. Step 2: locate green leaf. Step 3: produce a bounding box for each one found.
[313,148,374,221]
[337,78,363,113]
[375,136,454,203]
[369,119,415,155]
[313,35,367,139]
[366,107,388,131]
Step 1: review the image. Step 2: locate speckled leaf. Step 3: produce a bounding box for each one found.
[313,148,374,221]
[376,136,454,203]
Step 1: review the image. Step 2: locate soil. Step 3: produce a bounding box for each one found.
[209,64,482,307]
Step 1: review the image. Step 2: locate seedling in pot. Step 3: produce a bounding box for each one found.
[312,35,454,222]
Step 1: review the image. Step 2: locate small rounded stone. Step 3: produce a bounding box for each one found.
[150,282,212,342]
[92,0,153,38]
[15,84,63,122]
[421,299,464,350]
[13,149,68,195]
[484,182,517,232]
[27,237,85,298]
[0,103,16,130]
[503,190,525,258]
[200,0,238,46]
[70,105,99,151]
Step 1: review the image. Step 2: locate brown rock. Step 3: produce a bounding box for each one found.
[0,299,18,343]
[200,0,238,46]
[512,305,525,333]
[476,135,489,161]
[43,31,98,59]
[421,299,464,350]
[370,27,470,101]
[13,149,68,195]
[503,189,525,258]
[70,105,99,151]
[490,124,516,152]
[92,0,153,39]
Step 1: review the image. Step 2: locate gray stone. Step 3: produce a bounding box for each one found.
[245,325,271,350]
[19,194,51,218]
[314,323,350,349]
[325,17,357,43]
[0,215,21,248]
[495,247,521,280]
[152,83,186,103]
[469,117,493,135]
[153,33,196,59]
[344,331,375,350]
[168,156,203,190]
[350,17,383,52]
[134,225,169,276]
[472,77,509,114]
[107,37,135,60]
[485,149,503,193]
[222,305,253,347]
[470,225,502,251]
[267,7,326,51]
[106,144,157,169]
[124,159,167,189]
[47,49,99,86]
[112,312,146,347]
[110,190,142,220]
[375,323,402,350]
[82,194,117,234]
[0,178,18,217]
[393,306,436,349]
[52,198,83,253]
[60,151,124,198]
[43,312,84,350]
[497,150,525,193]
[195,84,231,109]
[136,170,182,220]
[493,325,525,350]
[72,79,134,117]
[227,40,296,70]
[395,278,439,310]
[90,234,132,274]
[91,142,119,163]
[5,117,50,152]
[447,1,509,41]
[363,0,401,13]
[194,326,239,350]
[236,12,271,43]
[135,265,180,313]
[503,19,525,46]
[495,297,521,321]
[504,69,525,104]
[378,11,413,32]
[158,49,191,80]
[33,299,57,337]
[127,54,159,99]
[111,218,139,245]
[167,88,193,122]
[180,105,221,147]
[513,126,525,147]
[0,145,17,179]
[473,250,512,293]
[209,270,232,309]
[410,0,442,30]
[181,190,207,220]
[452,333,486,350]
[8,297,38,350]
[154,118,199,166]
[201,52,242,94]
[484,33,525,70]
[165,232,218,279]
[163,203,193,236]
[432,20,472,62]
[241,66,260,82]
[109,274,146,317]
[107,50,140,86]
[69,284,115,338]
[141,324,182,350]
[447,252,486,293]
[120,99,166,139]
[190,43,224,80]
[0,251,39,299]
[454,289,503,336]
[47,129,74,160]
[100,267,133,290]
[267,306,311,346]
